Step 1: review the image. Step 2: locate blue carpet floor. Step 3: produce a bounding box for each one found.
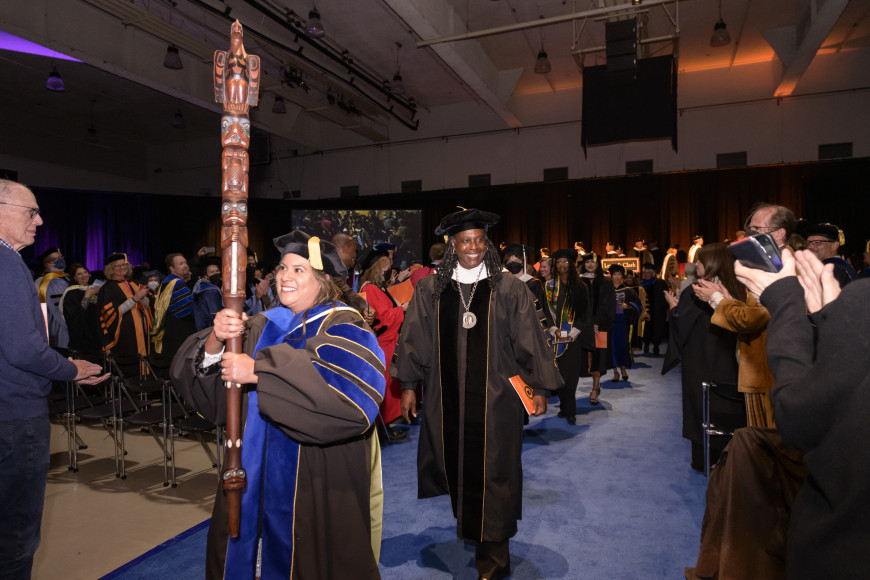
[103,355,706,579]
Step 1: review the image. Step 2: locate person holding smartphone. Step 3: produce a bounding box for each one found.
[60,263,103,353]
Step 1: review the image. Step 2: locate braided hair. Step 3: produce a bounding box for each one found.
[431,237,503,306]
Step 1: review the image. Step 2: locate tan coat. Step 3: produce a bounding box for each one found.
[711,294,774,394]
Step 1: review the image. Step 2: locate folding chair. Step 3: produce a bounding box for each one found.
[115,353,182,481]
[51,350,112,472]
[702,381,747,477]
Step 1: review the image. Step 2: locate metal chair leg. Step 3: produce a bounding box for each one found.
[702,381,711,478]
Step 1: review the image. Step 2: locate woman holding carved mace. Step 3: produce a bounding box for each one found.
[171,231,385,579]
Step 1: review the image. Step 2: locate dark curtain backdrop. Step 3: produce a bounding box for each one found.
[22,158,868,273]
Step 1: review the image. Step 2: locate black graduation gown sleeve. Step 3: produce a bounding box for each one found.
[525,277,555,331]
[595,278,617,332]
[761,277,870,578]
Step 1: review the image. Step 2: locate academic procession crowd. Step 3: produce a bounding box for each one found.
[1,176,869,580]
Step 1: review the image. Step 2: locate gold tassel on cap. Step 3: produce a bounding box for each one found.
[308,236,324,270]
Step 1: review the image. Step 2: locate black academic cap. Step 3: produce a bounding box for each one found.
[551,248,579,263]
[435,208,500,236]
[104,252,127,267]
[804,223,844,244]
[141,269,164,283]
[374,242,396,252]
[579,251,599,263]
[642,262,656,270]
[272,230,346,277]
[202,256,222,269]
[36,248,61,262]
[502,243,535,262]
[357,247,390,273]
[608,263,626,276]
[691,234,703,242]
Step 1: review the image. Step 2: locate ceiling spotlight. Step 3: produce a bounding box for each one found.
[272,95,287,114]
[710,0,731,47]
[46,66,64,91]
[534,20,551,75]
[327,89,336,105]
[86,124,98,143]
[534,49,551,74]
[171,108,185,129]
[392,42,406,96]
[163,45,183,69]
[710,19,731,47]
[307,8,325,38]
[392,72,405,96]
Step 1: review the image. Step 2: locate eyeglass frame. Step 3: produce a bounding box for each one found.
[0,201,41,219]
[805,239,835,247]
[744,225,779,235]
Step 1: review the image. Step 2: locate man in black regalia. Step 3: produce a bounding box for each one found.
[393,208,562,580]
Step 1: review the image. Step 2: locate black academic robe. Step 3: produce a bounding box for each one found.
[525,276,556,331]
[640,277,670,347]
[62,286,102,353]
[170,306,385,580]
[663,287,739,443]
[581,275,616,373]
[97,279,153,359]
[391,272,563,543]
[762,277,870,578]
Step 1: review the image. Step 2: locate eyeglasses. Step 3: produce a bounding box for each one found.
[0,201,40,219]
[744,225,777,235]
[806,240,833,247]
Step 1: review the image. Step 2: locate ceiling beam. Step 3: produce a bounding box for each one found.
[384,0,522,128]
[764,0,850,97]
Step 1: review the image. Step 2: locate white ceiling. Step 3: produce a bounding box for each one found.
[1,0,868,171]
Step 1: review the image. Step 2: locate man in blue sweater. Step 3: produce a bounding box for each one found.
[0,179,106,579]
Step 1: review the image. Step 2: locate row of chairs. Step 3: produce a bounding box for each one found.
[51,350,221,487]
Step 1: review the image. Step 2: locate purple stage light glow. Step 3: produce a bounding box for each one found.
[0,31,80,62]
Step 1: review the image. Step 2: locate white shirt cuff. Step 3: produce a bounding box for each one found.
[710,292,724,309]
[201,346,225,369]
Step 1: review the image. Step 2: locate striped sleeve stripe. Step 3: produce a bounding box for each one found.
[168,286,194,317]
[311,361,384,427]
[323,323,386,367]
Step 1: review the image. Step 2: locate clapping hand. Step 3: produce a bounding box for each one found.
[794,250,841,313]
[663,289,679,310]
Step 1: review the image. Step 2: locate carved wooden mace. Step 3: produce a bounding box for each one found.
[214,19,260,538]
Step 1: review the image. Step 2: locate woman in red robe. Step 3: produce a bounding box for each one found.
[358,248,408,425]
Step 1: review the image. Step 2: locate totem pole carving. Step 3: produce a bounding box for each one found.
[214,19,260,539]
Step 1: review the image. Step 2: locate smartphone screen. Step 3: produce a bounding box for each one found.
[728,235,782,272]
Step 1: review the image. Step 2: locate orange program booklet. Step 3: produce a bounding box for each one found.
[508,375,537,415]
[595,331,608,349]
[387,279,414,304]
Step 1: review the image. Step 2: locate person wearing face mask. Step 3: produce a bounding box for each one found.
[60,263,103,353]
[502,243,554,332]
[34,247,71,348]
[193,257,225,331]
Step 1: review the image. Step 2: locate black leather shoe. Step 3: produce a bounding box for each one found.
[389,429,408,441]
[557,411,565,418]
[566,416,577,424]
